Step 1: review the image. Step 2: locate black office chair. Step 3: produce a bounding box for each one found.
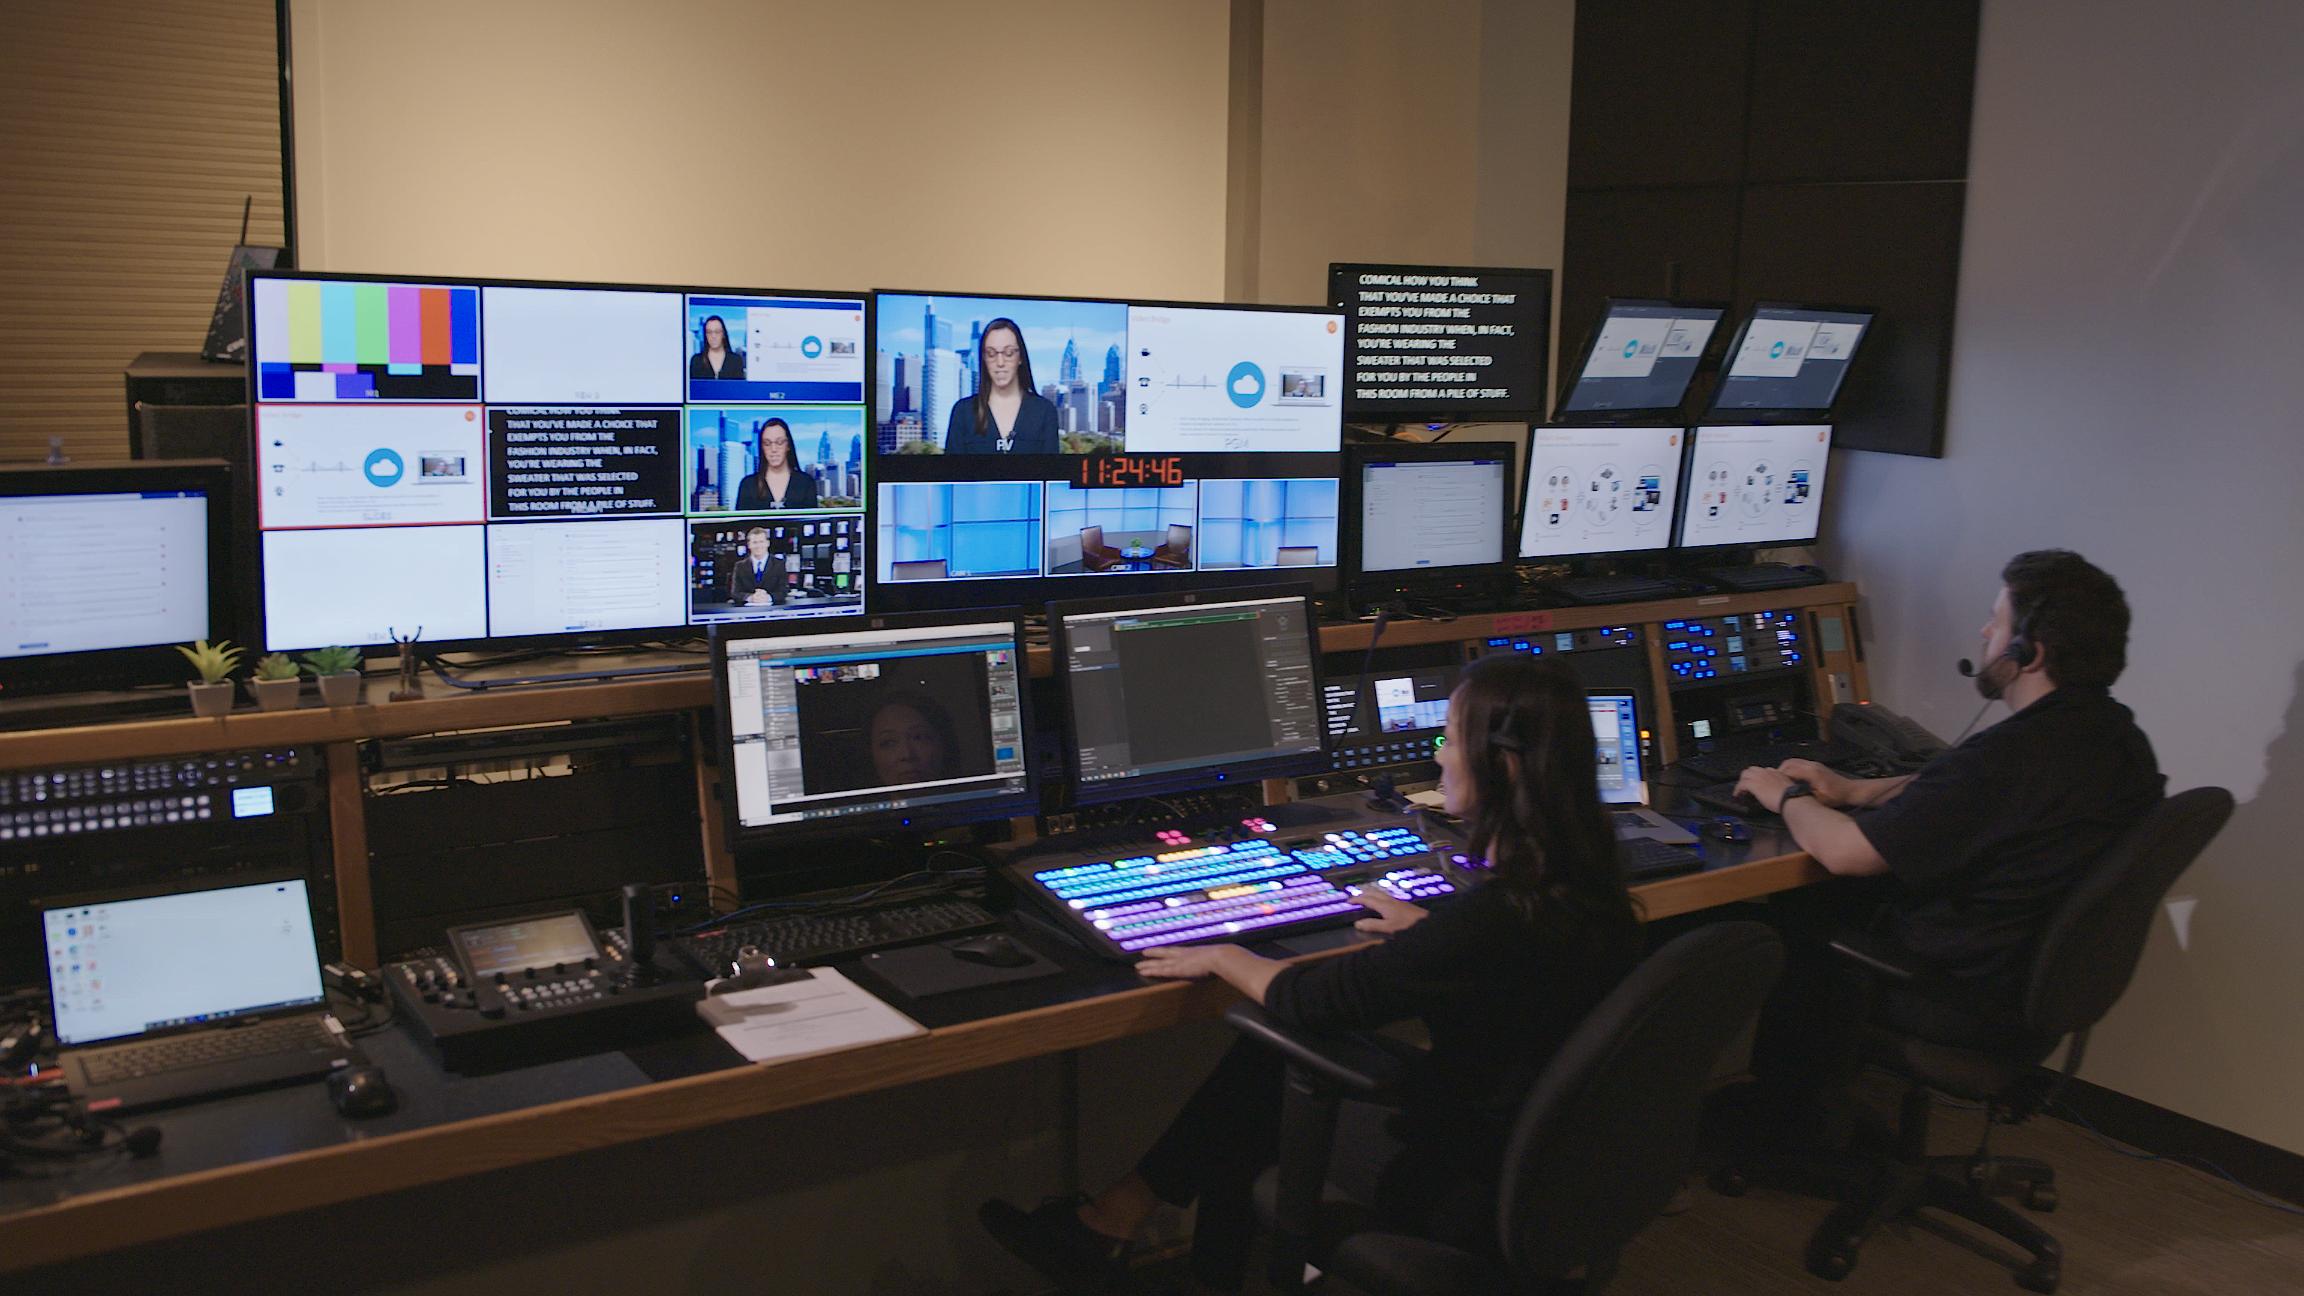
[1228,920,1785,1295]
[1720,787,2233,1293]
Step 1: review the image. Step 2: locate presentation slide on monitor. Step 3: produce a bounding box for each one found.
[1679,425,1832,546]
[1359,459,1507,573]
[480,286,684,405]
[255,403,486,529]
[686,296,866,404]
[486,408,681,519]
[482,518,687,638]
[251,278,481,402]
[1519,426,1684,559]
[1124,306,1343,453]
[1,491,209,658]
[261,525,487,649]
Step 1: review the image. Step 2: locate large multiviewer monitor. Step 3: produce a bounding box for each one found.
[1345,440,1514,592]
[1518,426,1687,561]
[245,270,872,651]
[1707,303,1873,417]
[1,461,234,695]
[1052,589,1328,804]
[1675,424,1833,550]
[1555,298,1724,419]
[868,291,1345,611]
[714,612,1035,844]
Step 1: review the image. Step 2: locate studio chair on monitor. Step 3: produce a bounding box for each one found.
[1227,921,1784,1295]
[1719,787,2233,1294]
[1153,523,1193,569]
[1081,524,1122,571]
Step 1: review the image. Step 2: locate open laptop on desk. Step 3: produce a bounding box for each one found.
[1589,691,1698,847]
[40,875,359,1113]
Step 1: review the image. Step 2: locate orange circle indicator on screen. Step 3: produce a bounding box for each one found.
[1327,320,1338,333]
[465,410,476,421]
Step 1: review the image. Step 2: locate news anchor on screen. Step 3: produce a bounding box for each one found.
[690,314,746,380]
[728,528,786,605]
[733,418,819,510]
[943,318,1060,455]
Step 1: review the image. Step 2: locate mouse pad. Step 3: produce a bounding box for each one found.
[861,938,1065,999]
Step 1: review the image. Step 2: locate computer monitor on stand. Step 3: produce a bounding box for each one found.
[1553,298,1725,422]
[1341,440,1515,616]
[1673,423,1835,592]
[1518,425,1691,605]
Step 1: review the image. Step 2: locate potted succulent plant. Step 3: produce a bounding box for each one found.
[249,653,304,711]
[303,645,365,707]
[174,639,244,717]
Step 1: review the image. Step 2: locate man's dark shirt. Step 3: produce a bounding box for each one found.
[1856,686,2163,1008]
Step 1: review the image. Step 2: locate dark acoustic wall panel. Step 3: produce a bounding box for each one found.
[1559,187,1741,404]
[1736,184,1964,457]
[1566,0,1754,190]
[1744,0,1979,183]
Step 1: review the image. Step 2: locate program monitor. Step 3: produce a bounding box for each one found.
[1555,299,1724,418]
[1518,426,1687,561]
[1708,303,1873,416]
[1054,590,1327,804]
[1675,424,1833,550]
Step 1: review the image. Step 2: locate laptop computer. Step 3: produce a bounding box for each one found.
[40,875,359,1114]
[1588,691,1699,847]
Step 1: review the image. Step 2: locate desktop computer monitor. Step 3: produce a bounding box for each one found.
[1052,588,1328,804]
[1344,440,1514,592]
[245,270,872,652]
[868,291,1345,611]
[1,461,235,695]
[1707,303,1873,417]
[1518,426,1688,561]
[1675,424,1834,550]
[1554,298,1725,418]
[713,611,1036,844]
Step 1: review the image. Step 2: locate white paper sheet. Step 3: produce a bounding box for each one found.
[694,967,923,1065]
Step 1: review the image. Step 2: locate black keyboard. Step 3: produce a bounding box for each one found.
[675,896,999,972]
[1620,837,1705,880]
[1676,740,1874,783]
[1684,781,1771,819]
[1700,564,1827,592]
[78,1015,338,1086]
[1548,575,1684,605]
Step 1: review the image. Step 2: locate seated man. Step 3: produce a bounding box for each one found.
[1731,549,2163,1143]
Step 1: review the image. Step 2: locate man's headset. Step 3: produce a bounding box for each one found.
[1958,594,2047,682]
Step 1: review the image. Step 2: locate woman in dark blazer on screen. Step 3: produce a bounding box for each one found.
[943,318,1061,454]
[733,418,818,510]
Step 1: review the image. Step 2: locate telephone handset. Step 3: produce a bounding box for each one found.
[1830,702,1947,769]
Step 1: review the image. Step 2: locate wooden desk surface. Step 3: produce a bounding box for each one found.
[0,850,1824,1274]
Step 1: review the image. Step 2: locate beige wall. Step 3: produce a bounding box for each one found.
[289,0,1232,300]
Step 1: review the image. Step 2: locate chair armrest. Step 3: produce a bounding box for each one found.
[1225,1002,1412,1098]
[1826,929,1926,983]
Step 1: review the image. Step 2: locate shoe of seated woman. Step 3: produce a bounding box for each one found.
[979,1194,1140,1293]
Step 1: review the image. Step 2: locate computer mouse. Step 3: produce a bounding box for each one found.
[328,1064,398,1118]
[1704,818,1753,844]
[948,934,1035,968]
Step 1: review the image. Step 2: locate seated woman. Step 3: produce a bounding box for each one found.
[980,653,1645,1293]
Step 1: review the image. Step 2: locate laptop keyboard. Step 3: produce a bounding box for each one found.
[79,1016,337,1086]
[1611,811,1653,831]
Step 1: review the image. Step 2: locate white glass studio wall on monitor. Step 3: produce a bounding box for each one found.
[1518,426,1686,560]
[1675,424,1833,548]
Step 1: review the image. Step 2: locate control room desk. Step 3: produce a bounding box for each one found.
[0,820,1826,1276]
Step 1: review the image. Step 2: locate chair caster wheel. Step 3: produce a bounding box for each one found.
[1709,1167,1750,1198]
[2023,1185,2059,1212]
[2016,1260,2060,1293]
[1804,1234,1859,1282]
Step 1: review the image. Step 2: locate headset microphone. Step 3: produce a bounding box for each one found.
[1956,658,1979,678]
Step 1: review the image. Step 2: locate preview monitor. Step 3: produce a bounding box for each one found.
[1328,263,1555,421]
[0,461,234,695]
[714,612,1035,842]
[1675,424,1833,550]
[245,271,872,651]
[1518,426,1687,561]
[1345,440,1513,588]
[868,291,1345,610]
[1708,303,1873,416]
[1555,298,1725,418]
[1053,589,1327,804]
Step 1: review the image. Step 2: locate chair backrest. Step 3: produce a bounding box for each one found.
[1496,921,1784,1277]
[1080,525,1104,550]
[2024,787,2232,1038]
[890,558,947,581]
[1166,523,1192,549]
[1276,545,1318,566]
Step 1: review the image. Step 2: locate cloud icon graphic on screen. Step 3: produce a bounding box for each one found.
[1769,340,1787,359]
[1226,361,1266,409]
[1623,339,1640,358]
[1233,375,1257,394]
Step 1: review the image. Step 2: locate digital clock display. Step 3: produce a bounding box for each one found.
[1074,455,1185,488]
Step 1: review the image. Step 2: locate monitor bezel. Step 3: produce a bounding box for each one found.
[1327,262,1556,424]
[1702,300,1876,421]
[1341,438,1517,592]
[0,459,239,697]
[709,605,1040,850]
[1670,423,1836,554]
[1551,296,1730,423]
[242,267,876,655]
[864,286,1347,613]
[1049,583,1330,806]
[1516,424,1693,563]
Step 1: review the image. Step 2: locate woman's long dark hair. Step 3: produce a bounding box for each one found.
[972,319,1037,439]
[1450,653,1642,941]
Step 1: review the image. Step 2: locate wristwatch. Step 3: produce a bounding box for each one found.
[1777,779,1816,812]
